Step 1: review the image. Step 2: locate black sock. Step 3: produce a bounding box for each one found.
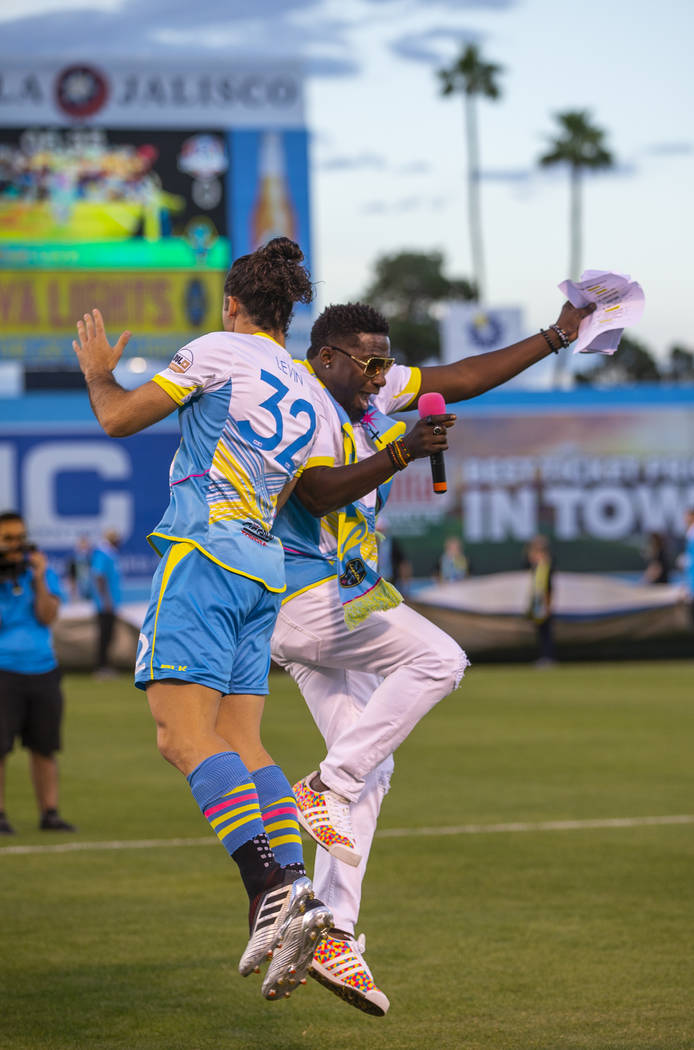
[232,833,282,900]
[283,861,306,877]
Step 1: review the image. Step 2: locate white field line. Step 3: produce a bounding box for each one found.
[1,814,693,857]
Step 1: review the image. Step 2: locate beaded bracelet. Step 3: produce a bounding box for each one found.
[391,439,409,470]
[386,438,411,471]
[386,442,402,471]
[539,328,559,354]
[550,324,571,349]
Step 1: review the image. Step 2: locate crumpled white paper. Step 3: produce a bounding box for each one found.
[558,269,645,355]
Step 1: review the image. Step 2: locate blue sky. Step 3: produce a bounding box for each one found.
[1,0,692,361]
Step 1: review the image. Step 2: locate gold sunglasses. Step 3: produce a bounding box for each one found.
[326,344,395,378]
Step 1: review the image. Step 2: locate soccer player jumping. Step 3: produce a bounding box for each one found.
[73,238,333,1001]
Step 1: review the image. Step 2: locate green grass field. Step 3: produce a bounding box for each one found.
[2,662,693,1050]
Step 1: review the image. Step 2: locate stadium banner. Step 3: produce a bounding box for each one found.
[0,270,224,363]
[0,61,304,129]
[384,387,694,576]
[0,419,179,592]
[0,61,312,363]
[440,303,525,360]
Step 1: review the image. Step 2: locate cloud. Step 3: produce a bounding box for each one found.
[318,154,432,174]
[365,0,514,8]
[478,168,531,182]
[362,194,447,214]
[643,142,694,156]
[319,152,388,171]
[0,0,360,75]
[537,161,638,180]
[389,26,481,64]
[397,160,432,174]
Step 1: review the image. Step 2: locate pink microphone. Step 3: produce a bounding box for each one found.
[418,392,448,494]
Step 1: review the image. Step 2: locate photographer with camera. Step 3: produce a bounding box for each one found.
[0,511,76,834]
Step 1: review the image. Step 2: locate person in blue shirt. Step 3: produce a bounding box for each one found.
[685,508,694,626]
[90,529,122,677]
[0,511,76,834]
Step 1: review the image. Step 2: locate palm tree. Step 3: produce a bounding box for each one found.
[438,44,503,303]
[539,110,614,280]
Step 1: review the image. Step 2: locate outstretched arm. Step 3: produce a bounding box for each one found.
[73,308,177,437]
[415,301,596,406]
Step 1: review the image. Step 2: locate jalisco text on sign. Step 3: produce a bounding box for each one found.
[0,61,305,128]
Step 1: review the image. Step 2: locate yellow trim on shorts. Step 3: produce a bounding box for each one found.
[149,542,195,678]
[147,532,286,593]
[280,574,337,606]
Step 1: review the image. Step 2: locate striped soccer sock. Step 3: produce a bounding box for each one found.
[252,764,305,872]
[187,752,281,897]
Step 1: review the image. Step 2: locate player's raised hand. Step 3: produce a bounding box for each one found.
[72,308,131,378]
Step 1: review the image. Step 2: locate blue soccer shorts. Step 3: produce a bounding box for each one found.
[134,542,281,696]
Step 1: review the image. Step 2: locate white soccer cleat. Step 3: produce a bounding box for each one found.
[261,897,333,1001]
[309,931,390,1016]
[238,872,313,977]
[292,772,361,867]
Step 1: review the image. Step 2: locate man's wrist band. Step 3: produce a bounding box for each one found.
[550,324,571,349]
[539,328,559,354]
[386,438,411,471]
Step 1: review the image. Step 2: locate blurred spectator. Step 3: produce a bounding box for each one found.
[90,529,122,678]
[65,534,92,601]
[376,516,412,592]
[0,511,76,833]
[641,532,671,585]
[525,534,556,667]
[684,508,694,627]
[437,536,470,582]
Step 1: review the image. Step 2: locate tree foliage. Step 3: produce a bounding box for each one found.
[538,109,614,290]
[362,250,476,366]
[539,110,614,172]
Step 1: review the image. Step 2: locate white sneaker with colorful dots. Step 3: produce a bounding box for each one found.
[309,931,390,1016]
[292,772,361,867]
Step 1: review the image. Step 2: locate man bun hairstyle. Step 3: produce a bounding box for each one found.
[308,302,389,358]
[224,237,313,336]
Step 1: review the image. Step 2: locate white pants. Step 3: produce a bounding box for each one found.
[271,578,468,933]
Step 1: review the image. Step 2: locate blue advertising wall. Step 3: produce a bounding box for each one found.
[1,393,179,596]
[3,384,694,594]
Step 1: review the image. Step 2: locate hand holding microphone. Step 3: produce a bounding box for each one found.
[386,392,454,490]
[417,392,451,494]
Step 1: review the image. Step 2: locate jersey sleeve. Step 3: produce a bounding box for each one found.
[151,335,221,407]
[372,363,421,415]
[302,390,342,470]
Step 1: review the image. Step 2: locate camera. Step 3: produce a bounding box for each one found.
[0,541,37,581]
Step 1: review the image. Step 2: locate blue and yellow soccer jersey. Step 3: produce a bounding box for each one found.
[274,361,421,599]
[149,331,328,592]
